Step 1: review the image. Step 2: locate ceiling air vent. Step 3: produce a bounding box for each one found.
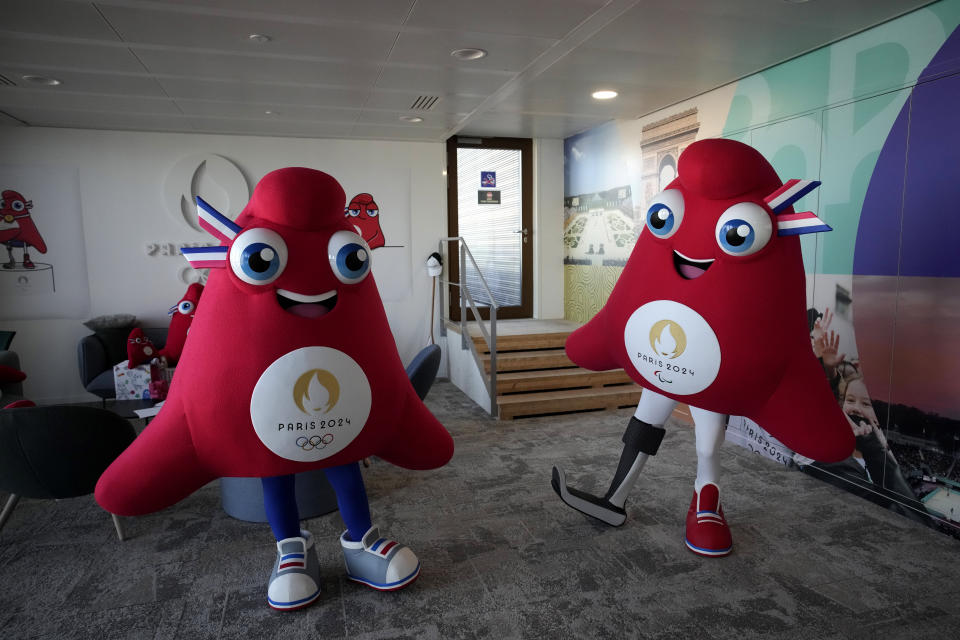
[410,95,440,111]
[0,73,17,87]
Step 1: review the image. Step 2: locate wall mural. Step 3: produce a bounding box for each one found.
[563,1,960,537]
[0,164,89,319]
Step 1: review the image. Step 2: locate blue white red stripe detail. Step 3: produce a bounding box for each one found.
[278,552,306,571]
[765,179,821,213]
[181,245,228,268]
[196,196,241,242]
[776,211,832,236]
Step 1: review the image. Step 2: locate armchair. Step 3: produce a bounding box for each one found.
[0,405,137,540]
[77,328,167,402]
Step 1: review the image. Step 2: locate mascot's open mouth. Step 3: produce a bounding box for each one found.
[673,250,714,280]
[276,288,337,318]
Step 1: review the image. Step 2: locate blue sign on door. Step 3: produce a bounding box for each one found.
[481,171,496,188]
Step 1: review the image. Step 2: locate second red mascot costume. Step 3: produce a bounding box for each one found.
[552,139,854,557]
[96,168,454,610]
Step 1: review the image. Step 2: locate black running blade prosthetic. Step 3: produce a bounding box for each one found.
[551,466,627,527]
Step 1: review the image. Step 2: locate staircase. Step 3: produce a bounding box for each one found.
[470,327,643,420]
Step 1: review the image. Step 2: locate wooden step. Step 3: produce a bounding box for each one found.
[497,385,643,420]
[472,331,571,353]
[497,368,634,394]
[480,349,575,373]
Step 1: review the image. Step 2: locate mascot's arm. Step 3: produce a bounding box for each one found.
[375,391,454,471]
[95,397,217,516]
[565,308,620,371]
[749,354,854,463]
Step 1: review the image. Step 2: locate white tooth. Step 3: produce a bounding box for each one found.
[276,288,336,303]
[674,250,714,265]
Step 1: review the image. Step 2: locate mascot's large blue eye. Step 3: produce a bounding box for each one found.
[714,202,772,257]
[644,189,684,239]
[229,227,288,285]
[328,230,371,284]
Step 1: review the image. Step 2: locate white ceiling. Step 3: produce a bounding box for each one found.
[0,0,934,142]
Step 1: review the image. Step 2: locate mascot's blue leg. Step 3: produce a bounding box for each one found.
[323,462,372,540]
[327,462,422,592]
[261,474,320,612]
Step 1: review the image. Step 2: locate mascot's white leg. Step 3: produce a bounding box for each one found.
[552,389,675,526]
[684,406,732,557]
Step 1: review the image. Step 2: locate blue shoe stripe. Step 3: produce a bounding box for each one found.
[685,539,732,556]
[268,588,320,608]
[280,553,305,561]
[370,538,386,551]
[348,562,421,589]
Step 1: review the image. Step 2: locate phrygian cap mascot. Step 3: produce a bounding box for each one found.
[96,168,454,610]
[552,138,854,556]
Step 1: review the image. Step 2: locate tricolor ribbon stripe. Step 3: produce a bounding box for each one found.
[370,538,398,556]
[776,211,832,236]
[181,245,228,268]
[278,552,306,571]
[196,196,241,242]
[765,178,821,213]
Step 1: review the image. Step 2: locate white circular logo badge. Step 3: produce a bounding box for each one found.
[624,300,721,395]
[250,347,371,462]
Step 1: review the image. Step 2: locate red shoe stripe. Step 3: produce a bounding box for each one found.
[279,562,305,570]
[380,541,398,555]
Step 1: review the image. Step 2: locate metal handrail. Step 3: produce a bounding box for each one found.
[438,236,498,416]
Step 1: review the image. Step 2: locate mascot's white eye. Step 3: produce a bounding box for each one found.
[715,202,773,256]
[177,300,194,314]
[328,230,371,284]
[366,208,379,218]
[11,200,25,212]
[645,189,684,239]
[229,227,288,285]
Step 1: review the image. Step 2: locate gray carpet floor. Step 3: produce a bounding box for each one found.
[1,381,958,639]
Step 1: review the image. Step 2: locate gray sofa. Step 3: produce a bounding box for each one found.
[0,350,25,406]
[77,328,168,402]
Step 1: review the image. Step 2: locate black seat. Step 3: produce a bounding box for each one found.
[0,405,137,540]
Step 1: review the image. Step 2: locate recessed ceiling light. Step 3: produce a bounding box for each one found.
[264,110,277,115]
[450,48,487,61]
[399,115,424,123]
[22,75,62,86]
[247,33,271,43]
[591,89,618,100]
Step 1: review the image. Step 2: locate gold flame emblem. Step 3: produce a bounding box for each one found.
[293,369,340,415]
[649,320,687,359]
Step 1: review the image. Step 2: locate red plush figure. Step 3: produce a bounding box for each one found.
[344,193,385,249]
[96,168,453,611]
[0,364,33,409]
[552,139,854,557]
[125,327,156,369]
[158,283,203,365]
[0,189,47,270]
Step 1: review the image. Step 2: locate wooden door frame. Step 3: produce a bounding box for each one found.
[446,136,534,321]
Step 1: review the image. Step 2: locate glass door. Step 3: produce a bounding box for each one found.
[446,136,533,320]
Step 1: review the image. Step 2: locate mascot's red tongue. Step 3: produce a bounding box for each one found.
[287,303,330,319]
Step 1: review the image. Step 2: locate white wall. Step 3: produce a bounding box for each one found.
[1,127,447,404]
[534,138,564,320]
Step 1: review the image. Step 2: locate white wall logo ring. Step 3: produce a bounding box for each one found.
[163,154,249,232]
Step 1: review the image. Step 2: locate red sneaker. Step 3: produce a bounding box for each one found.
[22,256,35,269]
[685,483,732,557]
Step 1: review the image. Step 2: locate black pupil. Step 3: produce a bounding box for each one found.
[345,250,364,272]
[248,248,272,273]
[650,208,669,229]
[725,225,746,246]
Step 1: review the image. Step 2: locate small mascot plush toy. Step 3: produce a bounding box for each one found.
[552,138,854,557]
[158,282,203,365]
[96,168,454,610]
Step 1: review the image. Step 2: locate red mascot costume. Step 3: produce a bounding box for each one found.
[552,139,854,557]
[96,168,453,610]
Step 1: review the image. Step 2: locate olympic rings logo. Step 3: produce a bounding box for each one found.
[296,434,334,451]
